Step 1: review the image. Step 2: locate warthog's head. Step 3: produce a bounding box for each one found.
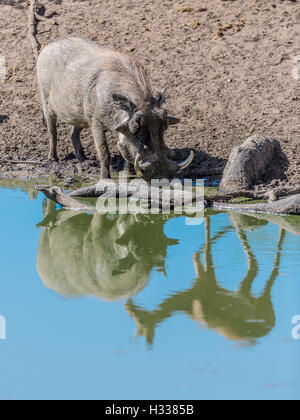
[113,89,194,181]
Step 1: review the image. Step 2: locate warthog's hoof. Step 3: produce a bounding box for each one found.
[76,154,87,163]
[48,155,59,163]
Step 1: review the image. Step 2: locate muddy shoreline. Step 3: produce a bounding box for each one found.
[0,0,299,187]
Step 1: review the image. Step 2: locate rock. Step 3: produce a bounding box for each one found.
[220,135,280,193]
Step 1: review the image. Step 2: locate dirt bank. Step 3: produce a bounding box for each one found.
[0,0,299,186]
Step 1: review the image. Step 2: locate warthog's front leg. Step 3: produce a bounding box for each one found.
[118,134,141,176]
[124,162,136,176]
[91,118,111,179]
[70,126,86,162]
[118,141,136,175]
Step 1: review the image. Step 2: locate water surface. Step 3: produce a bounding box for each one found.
[0,184,299,400]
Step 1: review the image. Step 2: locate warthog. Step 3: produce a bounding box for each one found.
[37,36,194,180]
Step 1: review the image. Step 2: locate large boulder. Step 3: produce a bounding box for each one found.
[220,135,281,193]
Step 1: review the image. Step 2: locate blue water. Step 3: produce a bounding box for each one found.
[0,186,299,400]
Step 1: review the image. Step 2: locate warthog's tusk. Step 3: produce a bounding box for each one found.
[134,153,143,176]
[177,150,195,172]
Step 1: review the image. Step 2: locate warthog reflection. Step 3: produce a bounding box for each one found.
[126,213,293,345]
[36,201,177,301]
[37,202,298,344]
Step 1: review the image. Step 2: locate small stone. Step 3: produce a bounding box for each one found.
[177,5,194,13]
[186,21,200,29]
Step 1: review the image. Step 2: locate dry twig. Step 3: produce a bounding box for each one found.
[28,0,41,61]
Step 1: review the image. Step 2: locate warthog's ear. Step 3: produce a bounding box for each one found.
[112,94,136,112]
[115,113,144,136]
[167,115,180,125]
[155,85,168,107]
[114,118,131,136]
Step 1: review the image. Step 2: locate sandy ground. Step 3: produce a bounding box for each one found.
[0,0,299,186]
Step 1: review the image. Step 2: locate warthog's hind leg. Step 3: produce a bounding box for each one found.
[42,97,58,162]
[70,126,86,162]
[45,113,58,162]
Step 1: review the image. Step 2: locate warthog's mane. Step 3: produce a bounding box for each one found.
[96,50,155,108]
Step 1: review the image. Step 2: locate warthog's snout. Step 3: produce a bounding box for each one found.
[135,150,194,181]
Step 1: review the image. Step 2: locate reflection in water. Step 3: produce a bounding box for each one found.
[127,216,285,345]
[36,201,299,345]
[36,201,177,301]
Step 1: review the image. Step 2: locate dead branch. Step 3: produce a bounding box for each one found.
[37,182,197,212]
[0,160,43,165]
[37,186,95,212]
[206,186,300,203]
[211,194,300,215]
[34,13,48,22]
[28,0,41,61]
[37,181,300,216]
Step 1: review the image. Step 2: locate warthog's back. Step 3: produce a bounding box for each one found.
[38,36,116,69]
[37,36,152,126]
[37,37,114,125]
